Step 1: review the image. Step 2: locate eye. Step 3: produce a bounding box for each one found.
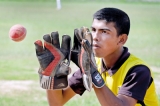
[102,30,107,33]
[102,30,110,34]
[91,27,96,32]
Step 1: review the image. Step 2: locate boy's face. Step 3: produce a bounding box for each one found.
[91,19,122,58]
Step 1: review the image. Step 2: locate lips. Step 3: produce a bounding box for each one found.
[93,43,100,49]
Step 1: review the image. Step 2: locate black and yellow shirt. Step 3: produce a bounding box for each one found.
[96,47,159,106]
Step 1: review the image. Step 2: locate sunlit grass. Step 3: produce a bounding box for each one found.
[0,0,160,106]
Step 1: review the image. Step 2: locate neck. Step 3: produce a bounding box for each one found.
[102,47,124,68]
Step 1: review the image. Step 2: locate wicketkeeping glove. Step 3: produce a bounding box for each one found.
[71,28,92,91]
[72,27,105,90]
[34,32,71,89]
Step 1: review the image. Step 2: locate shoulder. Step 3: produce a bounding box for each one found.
[126,65,151,78]
[119,65,152,102]
[124,64,151,86]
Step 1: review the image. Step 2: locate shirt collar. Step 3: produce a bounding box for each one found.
[101,47,130,76]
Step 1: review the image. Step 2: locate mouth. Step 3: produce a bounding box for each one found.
[93,44,100,49]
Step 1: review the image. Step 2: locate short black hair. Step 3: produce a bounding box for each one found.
[93,7,130,36]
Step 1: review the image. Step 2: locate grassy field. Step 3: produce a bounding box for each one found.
[0,0,160,106]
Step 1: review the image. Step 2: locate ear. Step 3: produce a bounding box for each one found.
[117,34,128,45]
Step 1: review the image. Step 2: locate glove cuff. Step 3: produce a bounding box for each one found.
[39,74,68,89]
[91,70,105,88]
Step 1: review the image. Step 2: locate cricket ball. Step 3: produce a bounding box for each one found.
[9,24,27,42]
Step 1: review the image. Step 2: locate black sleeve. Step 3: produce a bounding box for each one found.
[68,69,86,95]
[118,65,151,103]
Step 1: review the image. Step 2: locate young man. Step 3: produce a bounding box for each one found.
[35,7,159,106]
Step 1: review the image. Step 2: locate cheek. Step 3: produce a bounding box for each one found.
[102,37,118,52]
[93,35,119,57]
[102,36,113,48]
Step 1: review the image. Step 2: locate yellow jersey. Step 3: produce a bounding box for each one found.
[96,54,159,106]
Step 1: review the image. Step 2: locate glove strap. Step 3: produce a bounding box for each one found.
[91,59,105,88]
[91,69,105,88]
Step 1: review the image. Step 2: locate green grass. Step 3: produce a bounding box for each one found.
[0,1,160,106]
[0,81,48,106]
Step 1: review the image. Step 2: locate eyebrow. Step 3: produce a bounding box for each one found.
[91,26,111,31]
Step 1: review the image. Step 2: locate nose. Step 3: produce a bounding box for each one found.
[92,31,99,41]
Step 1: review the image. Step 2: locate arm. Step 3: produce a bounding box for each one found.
[72,27,151,106]
[34,32,75,105]
[47,69,86,106]
[73,27,138,105]
[93,86,137,106]
[93,65,151,106]
[47,87,76,106]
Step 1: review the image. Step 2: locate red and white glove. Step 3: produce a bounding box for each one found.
[34,32,71,89]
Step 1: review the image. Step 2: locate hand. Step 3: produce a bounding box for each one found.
[73,27,105,89]
[71,27,92,91]
[34,31,71,89]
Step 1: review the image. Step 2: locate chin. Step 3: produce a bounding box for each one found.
[93,51,101,57]
[93,51,105,58]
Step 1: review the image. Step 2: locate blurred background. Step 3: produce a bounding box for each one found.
[0,0,160,106]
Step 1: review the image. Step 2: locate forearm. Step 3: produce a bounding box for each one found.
[47,89,63,106]
[93,86,125,106]
[46,87,76,106]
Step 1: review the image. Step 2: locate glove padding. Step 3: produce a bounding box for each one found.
[71,28,92,91]
[73,27,105,89]
[34,32,71,89]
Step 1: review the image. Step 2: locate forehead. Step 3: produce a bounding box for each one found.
[92,19,116,30]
